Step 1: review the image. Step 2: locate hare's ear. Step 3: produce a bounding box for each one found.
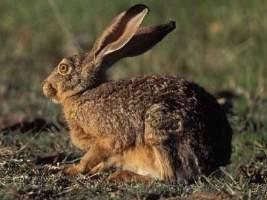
[92,4,149,59]
[119,21,176,58]
[96,21,176,68]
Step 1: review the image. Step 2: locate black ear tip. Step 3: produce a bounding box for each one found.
[131,4,150,13]
[161,21,176,33]
[168,21,176,30]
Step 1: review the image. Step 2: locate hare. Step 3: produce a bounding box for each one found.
[43,4,232,183]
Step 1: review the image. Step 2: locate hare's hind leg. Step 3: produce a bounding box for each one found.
[145,103,203,183]
[143,103,182,183]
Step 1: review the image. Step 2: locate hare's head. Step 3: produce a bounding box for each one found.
[43,4,175,104]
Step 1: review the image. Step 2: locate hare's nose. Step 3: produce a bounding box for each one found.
[42,80,57,98]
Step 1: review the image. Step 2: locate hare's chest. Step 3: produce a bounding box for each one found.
[68,122,92,150]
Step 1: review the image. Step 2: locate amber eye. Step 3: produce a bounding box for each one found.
[58,64,71,75]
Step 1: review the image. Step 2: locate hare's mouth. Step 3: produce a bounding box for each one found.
[51,97,60,104]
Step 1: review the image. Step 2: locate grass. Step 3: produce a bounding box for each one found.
[0,0,267,199]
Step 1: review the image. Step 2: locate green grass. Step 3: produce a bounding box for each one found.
[0,0,267,199]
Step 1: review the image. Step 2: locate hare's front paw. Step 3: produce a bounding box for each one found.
[64,165,82,176]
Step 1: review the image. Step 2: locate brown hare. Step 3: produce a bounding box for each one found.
[43,4,232,184]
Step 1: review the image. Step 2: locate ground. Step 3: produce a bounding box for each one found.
[1,100,267,199]
[0,0,267,199]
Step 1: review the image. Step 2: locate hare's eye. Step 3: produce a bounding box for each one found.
[58,64,71,75]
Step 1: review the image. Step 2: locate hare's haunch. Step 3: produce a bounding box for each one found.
[43,4,232,183]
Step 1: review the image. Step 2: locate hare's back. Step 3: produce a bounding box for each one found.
[89,75,220,114]
[88,75,226,130]
[93,75,218,111]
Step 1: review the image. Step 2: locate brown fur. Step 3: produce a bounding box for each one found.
[42,4,232,183]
